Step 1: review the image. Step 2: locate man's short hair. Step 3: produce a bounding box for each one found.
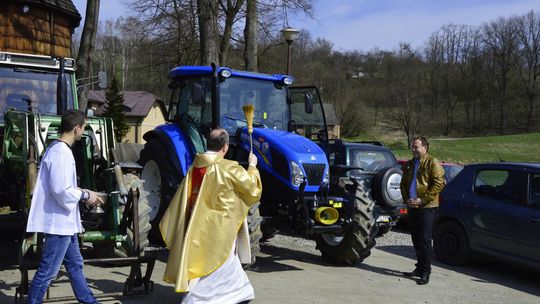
[59,110,86,134]
[207,129,229,151]
[412,136,429,151]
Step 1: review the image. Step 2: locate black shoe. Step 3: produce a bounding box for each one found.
[416,272,430,285]
[403,268,422,278]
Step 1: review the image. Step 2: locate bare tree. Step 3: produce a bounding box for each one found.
[218,0,245,65]
[514,11,540,131]
[198,0,220,65]
[483,17,517,134]
[77,0,101,111]
[244,0,258,71]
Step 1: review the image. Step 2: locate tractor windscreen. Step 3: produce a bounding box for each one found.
[218,77,288,134]
[0,66,75,123]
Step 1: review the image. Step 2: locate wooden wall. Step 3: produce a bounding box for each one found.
[0,3,75,57]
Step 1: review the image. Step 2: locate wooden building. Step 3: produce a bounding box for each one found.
[0,0,81,57]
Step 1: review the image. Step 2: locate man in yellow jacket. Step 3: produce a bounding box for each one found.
[400,136,445,285]
[160,128,262,304]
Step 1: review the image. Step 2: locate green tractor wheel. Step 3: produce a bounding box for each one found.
[315,181,376,265]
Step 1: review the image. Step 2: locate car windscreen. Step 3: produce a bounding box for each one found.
[349,149,396,173]
[443,164,464,183]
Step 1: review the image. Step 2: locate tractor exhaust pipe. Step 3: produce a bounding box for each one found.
[56,58,68,115]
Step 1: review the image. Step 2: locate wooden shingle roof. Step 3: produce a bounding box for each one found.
[15,0,81,23]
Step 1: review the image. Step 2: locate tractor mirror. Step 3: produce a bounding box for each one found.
[192,82,205,105]
[304,92,313,114]
[98,71,107,89]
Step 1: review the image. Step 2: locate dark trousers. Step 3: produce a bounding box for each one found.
[408,207,437,274]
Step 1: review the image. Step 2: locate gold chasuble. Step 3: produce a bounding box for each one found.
[159,153,262,292]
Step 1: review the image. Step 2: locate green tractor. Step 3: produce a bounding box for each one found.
[0,51,155,301]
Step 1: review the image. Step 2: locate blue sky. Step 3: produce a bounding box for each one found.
[73,0,539,52]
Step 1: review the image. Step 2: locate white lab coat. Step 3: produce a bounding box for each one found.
[26,140,85,235]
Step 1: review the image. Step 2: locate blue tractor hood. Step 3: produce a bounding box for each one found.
[239,127,328,192]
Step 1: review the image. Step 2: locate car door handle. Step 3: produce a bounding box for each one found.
[528,216,540,223]
[465,201,478,208]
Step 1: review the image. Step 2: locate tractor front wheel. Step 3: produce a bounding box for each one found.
[315,181,376,264]
[243,202,263,268]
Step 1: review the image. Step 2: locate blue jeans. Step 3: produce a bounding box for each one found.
[27,234,97,304]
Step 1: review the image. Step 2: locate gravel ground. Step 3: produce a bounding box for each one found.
[2,227,539,304]
[262,226,412,253]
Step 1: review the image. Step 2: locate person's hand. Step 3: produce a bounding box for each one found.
[407,198,422,208]
[248,153,258,167]
[86,190,104,206]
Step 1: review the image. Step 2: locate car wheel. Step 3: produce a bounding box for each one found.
[433,221,471,265]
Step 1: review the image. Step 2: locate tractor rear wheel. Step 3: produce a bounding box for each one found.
[139,138,181,243]
[315,181,376,264]
[123,174,152,255]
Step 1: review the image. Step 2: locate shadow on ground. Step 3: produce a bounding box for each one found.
[377,244,540,297]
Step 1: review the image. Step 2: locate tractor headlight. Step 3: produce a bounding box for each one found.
[290,161,305,187]
[219,68,232,78]
[283,77,294,85]
[323,167,329,184]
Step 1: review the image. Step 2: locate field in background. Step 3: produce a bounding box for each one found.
[347,132,540,164]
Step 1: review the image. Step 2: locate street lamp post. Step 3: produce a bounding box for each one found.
[281,27,300,75]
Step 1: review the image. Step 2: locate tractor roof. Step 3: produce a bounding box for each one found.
[169,66,294,84]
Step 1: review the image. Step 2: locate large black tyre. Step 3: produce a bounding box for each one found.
[433,221,471,266]
[139,138,181,243]
[315,181,376,264]
[244,202,263,268]
[123,174,152,255]
[372,167,403,208]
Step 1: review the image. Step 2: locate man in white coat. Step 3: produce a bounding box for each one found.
[26,110,104,304]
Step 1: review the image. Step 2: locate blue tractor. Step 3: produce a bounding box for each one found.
[138,65,376,265]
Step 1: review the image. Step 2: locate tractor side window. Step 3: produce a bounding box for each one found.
[174,78,212,131]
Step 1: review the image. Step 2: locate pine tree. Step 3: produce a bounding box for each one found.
[103,77,130,142]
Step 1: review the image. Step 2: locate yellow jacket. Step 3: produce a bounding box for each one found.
[400,153,445,208]
[159,153,262,292]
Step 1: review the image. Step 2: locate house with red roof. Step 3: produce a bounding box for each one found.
[88,90,167,143]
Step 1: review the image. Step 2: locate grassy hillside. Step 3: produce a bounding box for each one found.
[348,132,540,164]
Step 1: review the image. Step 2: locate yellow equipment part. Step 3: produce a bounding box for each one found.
[314,206,339,225]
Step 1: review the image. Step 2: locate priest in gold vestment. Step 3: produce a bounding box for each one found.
[160,128,262,304]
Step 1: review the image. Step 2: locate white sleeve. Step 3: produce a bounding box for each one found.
[46,148,84,212]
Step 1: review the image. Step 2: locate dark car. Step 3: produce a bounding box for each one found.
[434,162,540,269]
[397,159,464,184]
[323,140,407,236]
